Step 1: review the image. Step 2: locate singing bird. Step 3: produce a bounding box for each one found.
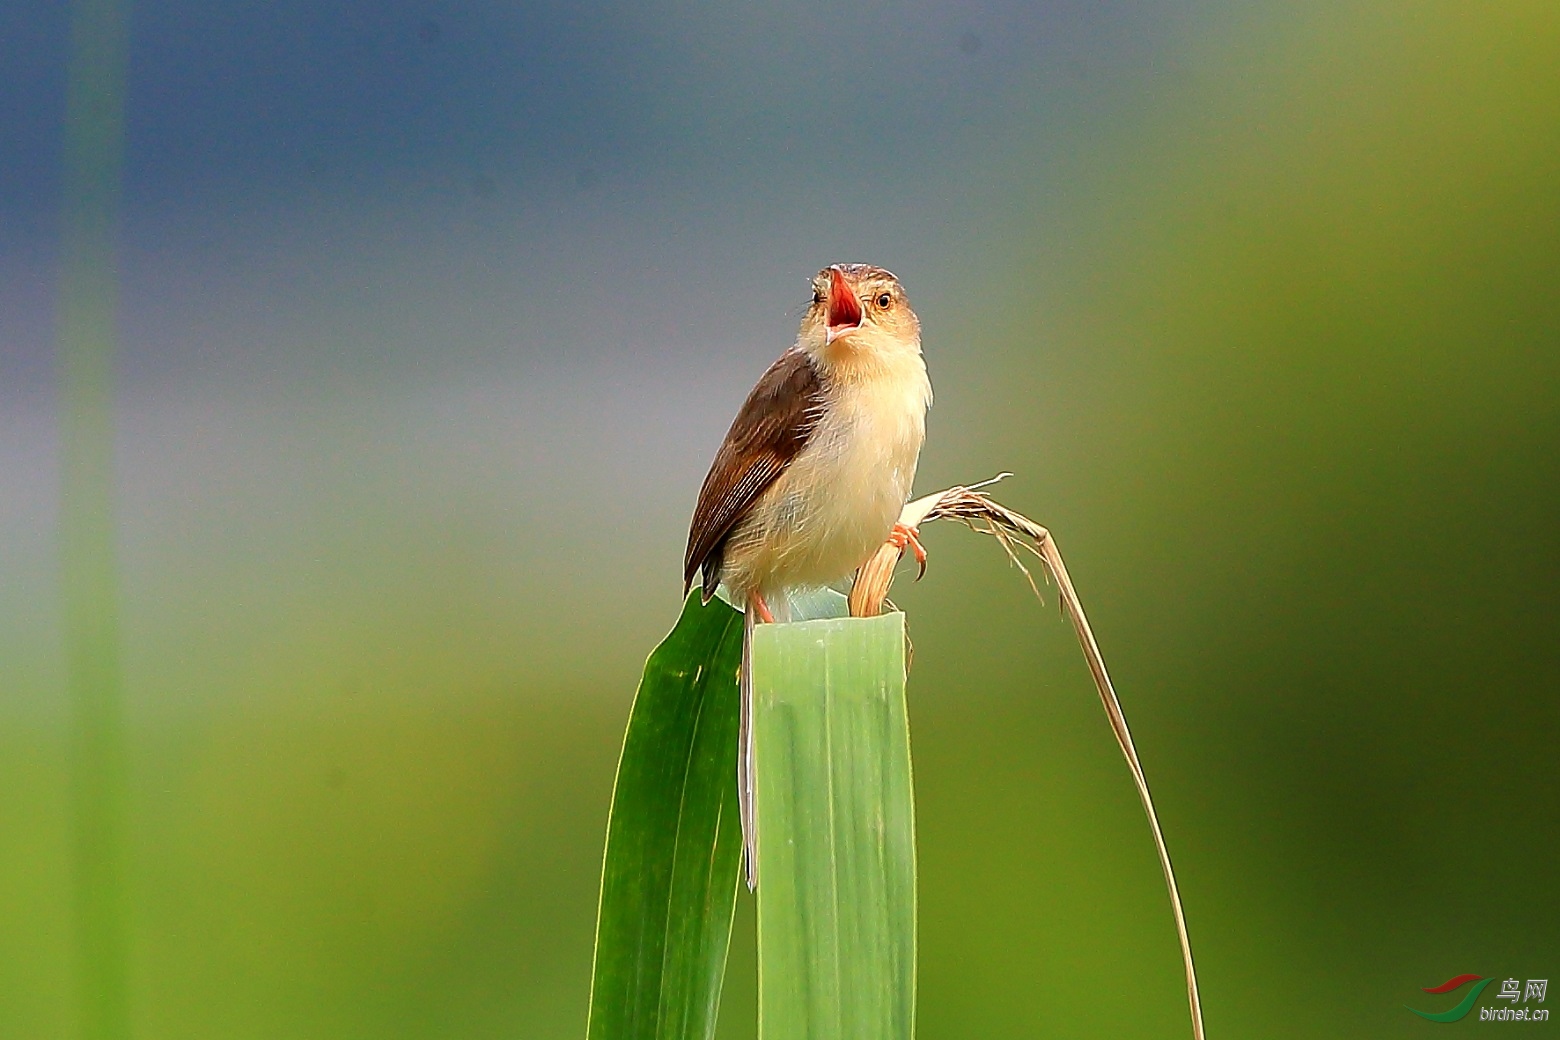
[683,263,932,886]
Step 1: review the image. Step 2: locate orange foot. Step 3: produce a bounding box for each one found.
[888,522,928,580]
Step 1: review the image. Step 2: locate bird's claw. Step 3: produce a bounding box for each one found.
[888,522,928,580]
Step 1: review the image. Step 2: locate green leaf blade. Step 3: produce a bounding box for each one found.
[753,612,916,1040]
[588,594,746,1040]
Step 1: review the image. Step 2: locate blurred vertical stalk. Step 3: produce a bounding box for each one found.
[56,1,132,1038]
[752,612,916,1040]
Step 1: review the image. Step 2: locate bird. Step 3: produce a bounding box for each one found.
[683,263,933,888]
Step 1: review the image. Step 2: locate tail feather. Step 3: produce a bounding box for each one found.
[739,598,758,890]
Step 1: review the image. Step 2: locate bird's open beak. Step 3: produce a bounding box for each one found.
[825,266,863,344]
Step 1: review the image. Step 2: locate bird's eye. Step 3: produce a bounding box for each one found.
[812,289,825,305]
[875,292,893,309]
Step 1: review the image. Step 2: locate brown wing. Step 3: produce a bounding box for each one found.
[684,348,825,598]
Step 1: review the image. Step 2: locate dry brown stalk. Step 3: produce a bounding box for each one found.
[851,477,1207,1040]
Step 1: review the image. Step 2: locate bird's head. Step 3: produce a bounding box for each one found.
[798,263,921,363]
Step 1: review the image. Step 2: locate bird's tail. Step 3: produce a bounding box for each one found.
[739,598,758,890]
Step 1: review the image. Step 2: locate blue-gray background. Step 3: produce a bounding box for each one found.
[3,1,1557,1036]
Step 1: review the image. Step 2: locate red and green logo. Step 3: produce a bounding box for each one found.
[1409,975,1550,1022]
[1408,974,1493,1022]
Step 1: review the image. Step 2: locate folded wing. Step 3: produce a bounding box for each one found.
[684,348,825,600]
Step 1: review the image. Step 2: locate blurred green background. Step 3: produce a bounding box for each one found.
[3,1,1557,1037]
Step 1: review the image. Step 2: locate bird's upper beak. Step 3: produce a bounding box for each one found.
[825,266,863,344]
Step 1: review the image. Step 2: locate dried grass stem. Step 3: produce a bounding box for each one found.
[851,477,1206,1040]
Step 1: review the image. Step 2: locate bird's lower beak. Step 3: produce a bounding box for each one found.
[825,266,862,343]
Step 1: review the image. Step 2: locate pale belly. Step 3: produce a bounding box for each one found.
[720,375,927,599]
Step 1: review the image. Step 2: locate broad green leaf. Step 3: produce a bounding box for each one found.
[587,593,745,1040]
[752,612,916,1040]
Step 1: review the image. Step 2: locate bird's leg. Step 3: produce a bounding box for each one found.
[751,591,776,624]
[888,522,928,580]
